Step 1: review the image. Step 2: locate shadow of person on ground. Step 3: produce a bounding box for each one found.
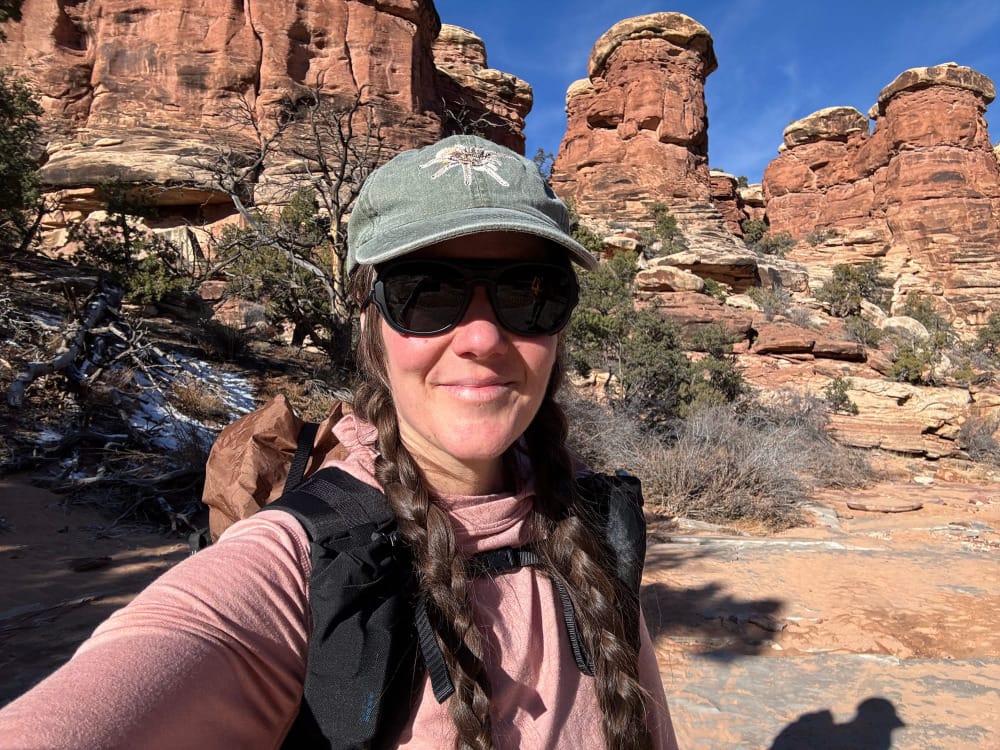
[640,579,785,659]
[769,697,905,750]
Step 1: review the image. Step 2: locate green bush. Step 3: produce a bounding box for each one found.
[975,311,1000,358]
[702,277,729,301]
[740,219,794,257]
[0,68,43,252]
[568,251,742,428]
[68,182,188,304]
[889,340,936,384]
[823,376,859,415]
[686,322,738,357]
[845,315,884,348]
[741,219,768,245]
[644,202,687,255]
[754,231,795,257]
[816,260,892,317]
[899,292,955,348]
[564,197,605,255]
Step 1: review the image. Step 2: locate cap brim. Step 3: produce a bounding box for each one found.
[350,207,598,272]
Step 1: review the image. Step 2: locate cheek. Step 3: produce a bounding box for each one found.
[380,321,440,381]
[518,336,559,382]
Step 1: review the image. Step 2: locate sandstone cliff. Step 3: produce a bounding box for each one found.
[763,63,1000,334]
[0,1,531,217]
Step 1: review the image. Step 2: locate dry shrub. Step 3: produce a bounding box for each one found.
[562,388,875,531]
[958,414,1000,465]
[170,377,231,423]
[199,319,249,360]
[258,375,349,423]
[737,391,874,490]
[659,406,805,529]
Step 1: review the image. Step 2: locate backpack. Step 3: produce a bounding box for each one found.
[197,397,647,749]
[197,395,349,544]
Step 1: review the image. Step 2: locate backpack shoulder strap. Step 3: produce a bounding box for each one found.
[575,471,647,595]
[282,420,320,494]
[269,467,420,750]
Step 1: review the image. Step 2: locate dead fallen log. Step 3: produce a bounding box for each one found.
[846,501,923,513]
[6,284,123,407]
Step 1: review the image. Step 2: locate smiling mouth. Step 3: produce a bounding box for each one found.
[440,381,515,401]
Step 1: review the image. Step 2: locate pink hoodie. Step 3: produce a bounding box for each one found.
[0,414,678,749]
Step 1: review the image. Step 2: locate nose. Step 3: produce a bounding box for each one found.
[450,286,508,357]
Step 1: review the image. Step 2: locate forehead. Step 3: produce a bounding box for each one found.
[413,231,555,262]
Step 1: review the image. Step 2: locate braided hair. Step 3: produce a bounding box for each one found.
[349,266,652,750]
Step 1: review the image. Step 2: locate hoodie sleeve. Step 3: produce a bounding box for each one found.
[0,510,312,750]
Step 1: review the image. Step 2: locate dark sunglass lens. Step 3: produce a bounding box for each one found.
[495,265,576,335]
[380,264,466,333]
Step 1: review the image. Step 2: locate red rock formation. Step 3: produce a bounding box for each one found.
[763,63,1000,333]
[0,1,531,211]
[709,170,744,234]
[433,24,531,150]
[551,13,717,221]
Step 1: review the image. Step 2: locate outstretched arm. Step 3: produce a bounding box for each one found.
[0,511,312,750]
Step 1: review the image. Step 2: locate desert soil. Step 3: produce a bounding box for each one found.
[1,468,998,748]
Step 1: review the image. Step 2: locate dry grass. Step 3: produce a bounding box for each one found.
[562,388,875,531]
[169,377,231,423]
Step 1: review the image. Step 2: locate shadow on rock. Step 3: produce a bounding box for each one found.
[640,580,786,658]
[770,697,905,750]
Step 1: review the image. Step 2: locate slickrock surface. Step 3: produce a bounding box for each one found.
[3,469,997,750]
[648,473,1000,748]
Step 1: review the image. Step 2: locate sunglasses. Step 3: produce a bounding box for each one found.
[366,258,579,337]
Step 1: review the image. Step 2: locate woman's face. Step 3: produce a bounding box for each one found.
[378,231,561,494]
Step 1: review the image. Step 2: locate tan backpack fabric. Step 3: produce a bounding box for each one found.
[201,395,350,541]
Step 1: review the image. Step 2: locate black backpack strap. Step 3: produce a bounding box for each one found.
[414,597,455,703]
[270,468,420,750]
[576,471,647,595]
[283,420,320,494]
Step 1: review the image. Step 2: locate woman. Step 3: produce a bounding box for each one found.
[0,135,678,749]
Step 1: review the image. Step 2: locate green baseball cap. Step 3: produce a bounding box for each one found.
[346,134,597,273]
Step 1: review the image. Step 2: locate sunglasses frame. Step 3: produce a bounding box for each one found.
[366,258,579,337]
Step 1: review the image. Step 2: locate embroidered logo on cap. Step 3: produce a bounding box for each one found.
[420,144,511,187]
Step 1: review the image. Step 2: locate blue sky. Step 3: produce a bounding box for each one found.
[432,0,1000,184]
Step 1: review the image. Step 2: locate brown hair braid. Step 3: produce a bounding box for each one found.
[349,266,651,749]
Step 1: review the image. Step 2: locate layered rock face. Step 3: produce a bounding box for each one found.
[763,63,1000,331]
[0,1,531,214]
[551,13,717,221]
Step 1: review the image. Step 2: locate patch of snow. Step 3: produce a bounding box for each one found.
[127,352,255,451]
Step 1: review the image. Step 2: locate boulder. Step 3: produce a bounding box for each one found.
[647,291,754,339]
[752,323,816,355]
[635,263,704,293]
[880,316,931,342]
[661,248,759,292]
[827,378,973,458]
[782,106,870,147]
[709,170,744,234]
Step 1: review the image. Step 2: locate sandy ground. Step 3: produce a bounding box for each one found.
[1,471,998,748]
[0,476,187,704]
